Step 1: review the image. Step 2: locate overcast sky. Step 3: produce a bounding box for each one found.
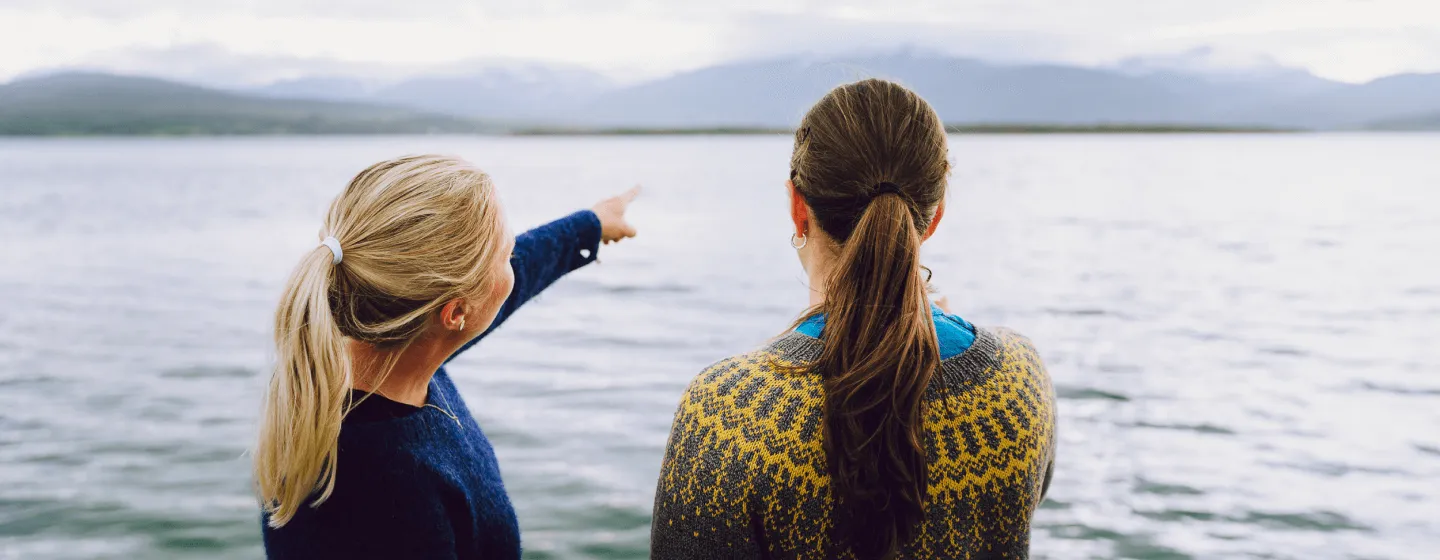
[2,0,1438,84]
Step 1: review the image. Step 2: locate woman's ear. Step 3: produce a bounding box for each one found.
[788,180,809,236]
[923,198,946,241]
[438,299,467,332]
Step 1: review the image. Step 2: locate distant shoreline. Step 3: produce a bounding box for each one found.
[510,124,1304,136]
[950,124,1303,134]
[3,124,1387,138]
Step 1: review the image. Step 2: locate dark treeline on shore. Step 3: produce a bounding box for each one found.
[511,124,1300,136]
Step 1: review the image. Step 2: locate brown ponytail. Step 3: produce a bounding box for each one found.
[789,79,950,558]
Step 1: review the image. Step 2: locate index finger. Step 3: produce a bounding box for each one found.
[619,185,642,203]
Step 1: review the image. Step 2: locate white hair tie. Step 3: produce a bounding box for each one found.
[320,236,343,265]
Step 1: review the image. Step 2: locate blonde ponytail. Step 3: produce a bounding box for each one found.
[257,247,351,527]
[255,155,505,527]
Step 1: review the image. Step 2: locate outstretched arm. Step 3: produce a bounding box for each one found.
[447,187,641,362]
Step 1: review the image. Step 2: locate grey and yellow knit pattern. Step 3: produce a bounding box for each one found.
[652,327,1057,559]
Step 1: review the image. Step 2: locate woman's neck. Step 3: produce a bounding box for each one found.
[349,338,455,407]
[807,274,827,308]
[802,239,837,309]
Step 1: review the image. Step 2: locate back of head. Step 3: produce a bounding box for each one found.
[255,155,507,527]
[790,79,950,558]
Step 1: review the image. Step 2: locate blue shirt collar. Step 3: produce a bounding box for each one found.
[795,303,977,360]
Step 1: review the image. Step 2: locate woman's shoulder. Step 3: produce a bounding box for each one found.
[930,325,1053,413]
[982,326,1049,378]
[936,325,1055,422]
[685,340,821,390]
[946,326,1048,374]
[675,342,825,425]
[333,431,445,488]
[335,415,459,487]
[988,325,1041,351]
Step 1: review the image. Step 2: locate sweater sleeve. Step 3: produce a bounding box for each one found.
[447,209,602,363]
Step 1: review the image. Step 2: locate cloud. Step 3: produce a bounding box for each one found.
[0,0,698,21]
[718,13,1093,65]
[49,43,624,87]
[56,44,409,87]
[0,7,727,82]
[0,0,1437,83]
[0,0,479,20]
[1246,28,1440,82]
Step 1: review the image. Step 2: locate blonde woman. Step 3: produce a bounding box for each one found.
[256,155,639,559]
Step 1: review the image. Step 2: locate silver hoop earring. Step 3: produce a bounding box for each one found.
[790,232,808,249]
[458,318,466,331]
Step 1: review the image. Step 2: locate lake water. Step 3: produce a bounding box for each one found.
[0,134,1436,559]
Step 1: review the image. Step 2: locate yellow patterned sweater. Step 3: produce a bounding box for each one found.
[652,326,1056,559]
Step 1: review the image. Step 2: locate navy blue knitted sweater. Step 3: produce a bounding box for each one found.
[262,210,603,560]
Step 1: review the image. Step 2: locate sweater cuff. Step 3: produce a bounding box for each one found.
[564,209,603,271]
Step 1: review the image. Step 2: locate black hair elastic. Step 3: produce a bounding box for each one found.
[871,181,903,198]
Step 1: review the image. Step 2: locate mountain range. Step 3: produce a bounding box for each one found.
[5,52,1440,134]
[0,73,493,135]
